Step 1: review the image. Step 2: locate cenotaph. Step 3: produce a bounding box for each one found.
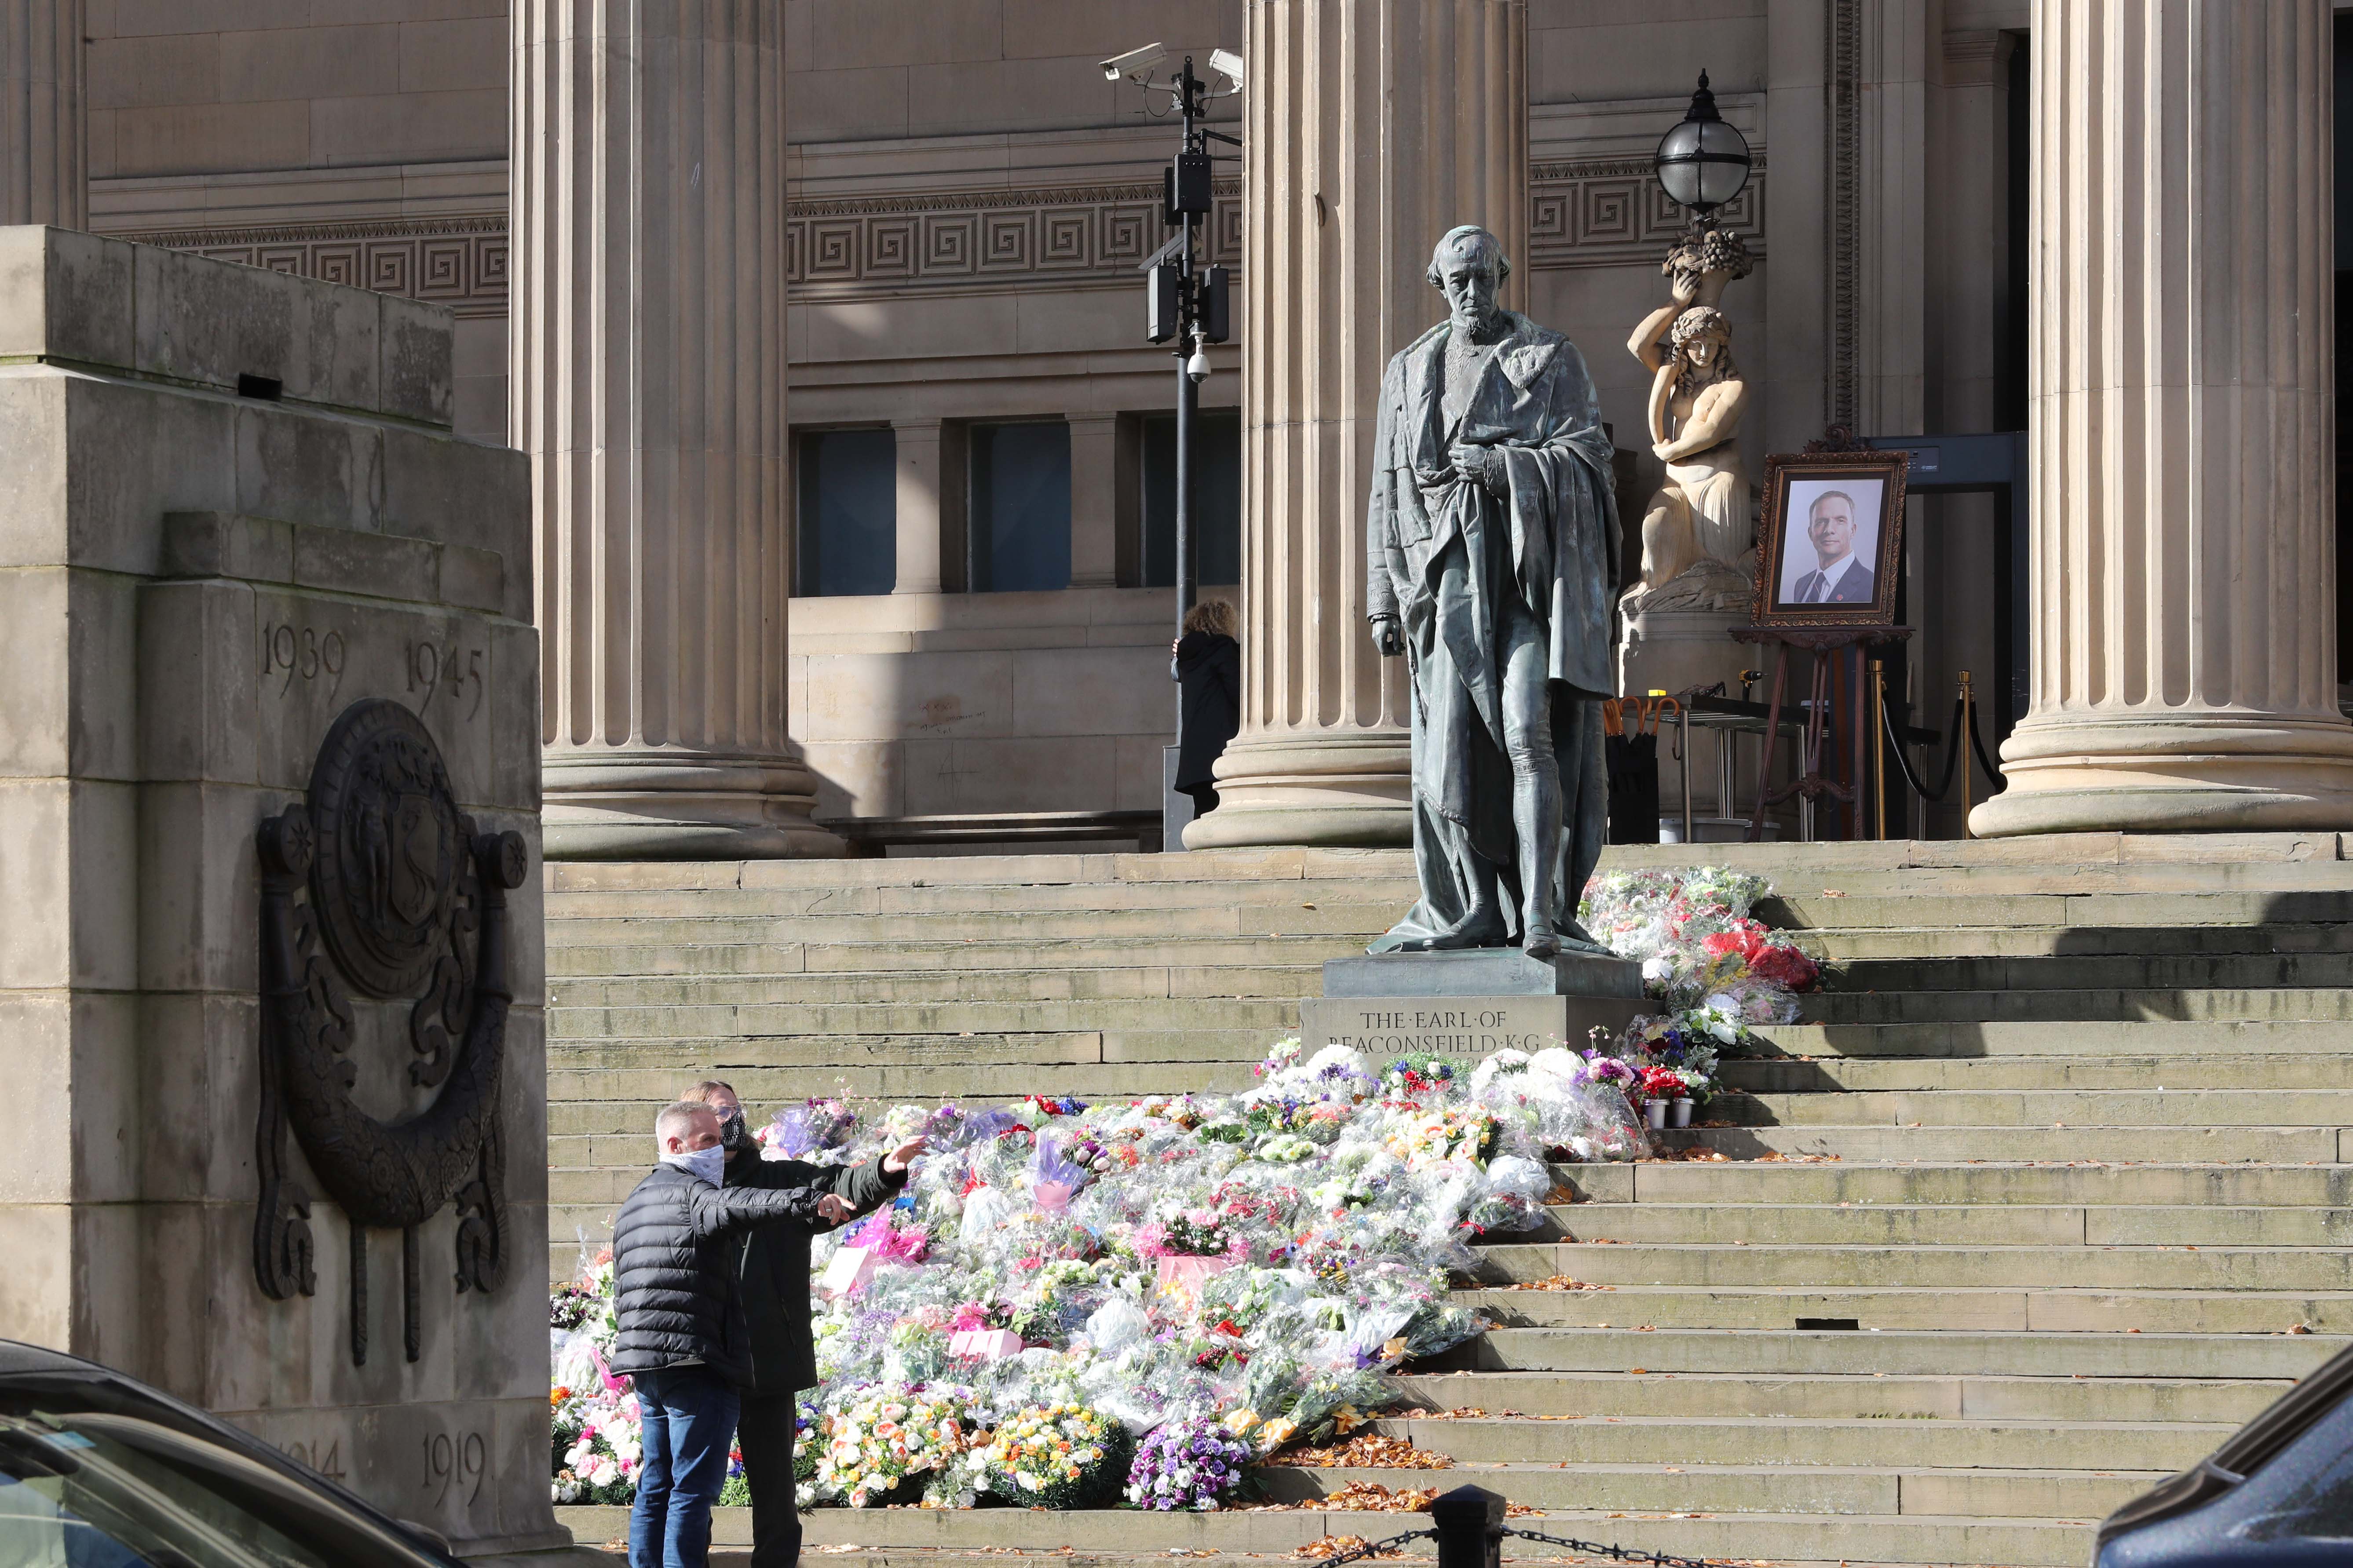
[0,228,567,1557]
[1307,226,1647,1055]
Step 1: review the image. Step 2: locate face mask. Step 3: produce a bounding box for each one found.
[718,1113,748,1153]
[663,1145,726,1186]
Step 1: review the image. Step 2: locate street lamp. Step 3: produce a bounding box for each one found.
[1107,43,1240,731]
[1653,71,1751,217]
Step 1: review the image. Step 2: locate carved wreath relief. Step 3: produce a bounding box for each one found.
[254,698,529,1364]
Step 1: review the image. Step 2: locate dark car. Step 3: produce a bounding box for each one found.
[0,1337,458,1567]
[2097,1341,2353,1566]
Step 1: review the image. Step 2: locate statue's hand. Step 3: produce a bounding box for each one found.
[1449,443,1508,496]
[1370,615,1405,658]
[1668,270,1701,307]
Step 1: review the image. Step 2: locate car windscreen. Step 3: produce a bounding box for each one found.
[2220,1386,2353,1545]
[0,1380,438,1568]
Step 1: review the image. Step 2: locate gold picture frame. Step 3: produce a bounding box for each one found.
[1752,450,1909,627]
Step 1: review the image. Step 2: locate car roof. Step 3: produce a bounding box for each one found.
[0,1339,108,1378]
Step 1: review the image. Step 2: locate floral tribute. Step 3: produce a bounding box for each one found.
[1579,867,1822,1106]
[1124,1417,1257,1510]
[547,866,1819,1510]
[813,1384,983,1508]
[983,1402,1133,1507]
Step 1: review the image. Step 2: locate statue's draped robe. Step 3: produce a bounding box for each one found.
[1366,313,1620,949]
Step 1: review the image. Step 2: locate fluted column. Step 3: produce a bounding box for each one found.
[513,0,840,858]
[1973,0,2353,836]
[1188,0,1527,849]
[3,0,83,228]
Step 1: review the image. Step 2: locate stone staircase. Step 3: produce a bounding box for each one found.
[545,834,2353,1568]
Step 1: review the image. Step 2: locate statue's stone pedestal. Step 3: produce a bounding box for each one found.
[1300,950,1650,1058]
[1618,602,1761,835]
[0,230,560,1554]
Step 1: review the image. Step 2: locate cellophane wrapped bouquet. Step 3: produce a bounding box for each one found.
[547,866,1820,1510]
[1580,867,1822,1107]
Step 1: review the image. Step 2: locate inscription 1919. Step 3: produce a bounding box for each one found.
[424,1429,489,1509]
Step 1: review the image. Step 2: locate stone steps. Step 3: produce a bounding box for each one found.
[1392,1366,2291,1421]
[543,838,2353,1567]
[1456,1284,2353,1334]
[1472,1240,2353,1291]
[1542,1201,2353,1247]
[1656,1123,2347,1162]
[1421,1327,2342,1379]
[552,1502,2102,1567]
[1255,1461,2158,1519]
[1754,1017,2353,1054]
[1553,1159,2353,1206]
[1717,1086,2353,1127]
[1724,1054,2353,1092]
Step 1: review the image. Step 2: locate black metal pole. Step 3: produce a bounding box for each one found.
[1174,58,1201,736]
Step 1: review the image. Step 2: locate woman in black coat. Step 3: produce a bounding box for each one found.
[1171,597,1241,818]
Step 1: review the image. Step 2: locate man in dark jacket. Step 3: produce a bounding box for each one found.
[612,1100,851,1568]
[689,1081,920,1568]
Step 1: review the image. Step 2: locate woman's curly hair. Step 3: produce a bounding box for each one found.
[1669,307,1739,395]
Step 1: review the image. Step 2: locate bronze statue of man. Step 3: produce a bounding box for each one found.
[1366,226,1620,958]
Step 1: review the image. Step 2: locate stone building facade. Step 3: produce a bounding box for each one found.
[39,0,2353,844]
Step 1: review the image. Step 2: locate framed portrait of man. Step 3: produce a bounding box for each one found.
[1752,450,1909,626]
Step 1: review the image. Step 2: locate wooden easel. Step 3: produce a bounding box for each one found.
[1731,624,1913,843]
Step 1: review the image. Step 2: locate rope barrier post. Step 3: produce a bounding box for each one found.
[1870,657,1885,840]
[1432,1484,1505,1568]
[1958,670,1975,838]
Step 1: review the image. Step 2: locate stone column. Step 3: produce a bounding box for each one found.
[1187,0,1527,850]
[1973,0,2353,835]
[1068,413,1122,591]
[1,0,81,228]
[892,418,947,596]
[512,0,839,858]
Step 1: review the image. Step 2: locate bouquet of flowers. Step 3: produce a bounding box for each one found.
[841,1209,933,1265]
[813,1384,980,1508]
[551,1389,641,1504]
[981,1402,1133,1507]
[1124,1417,1255,1510]
[1384,1106,1499,1168]
[1381,1054,1457,1101]
[1152,1208,1232,1258]
[759,1098,861,1161]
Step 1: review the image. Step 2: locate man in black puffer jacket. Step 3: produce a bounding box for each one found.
[612,1099,851,1568]
[686,1080,920,1568]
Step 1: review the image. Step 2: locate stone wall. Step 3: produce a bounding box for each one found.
[0,228,557,1553]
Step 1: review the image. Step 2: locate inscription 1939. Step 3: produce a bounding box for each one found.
[261,623,347,702]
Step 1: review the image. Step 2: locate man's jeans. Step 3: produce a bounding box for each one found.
[629,1367,741,1568]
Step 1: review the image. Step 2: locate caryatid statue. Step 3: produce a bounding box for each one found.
[1622,226,1754,612]
[1366,226,1621,959]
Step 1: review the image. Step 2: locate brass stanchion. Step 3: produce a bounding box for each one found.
[1870,658,1885,840]
[1958,670,1975,839]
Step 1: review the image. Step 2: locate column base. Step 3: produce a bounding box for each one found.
[1969,712,2353,837]
[541,748,847,860]
[1183,732,1413,850]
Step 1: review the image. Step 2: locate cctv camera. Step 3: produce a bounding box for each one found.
[1101,42,1168,84]
[1209,48,1244,87]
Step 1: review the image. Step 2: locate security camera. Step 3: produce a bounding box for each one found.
[1209,48,1244,88]
[1101,42,1168,84]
